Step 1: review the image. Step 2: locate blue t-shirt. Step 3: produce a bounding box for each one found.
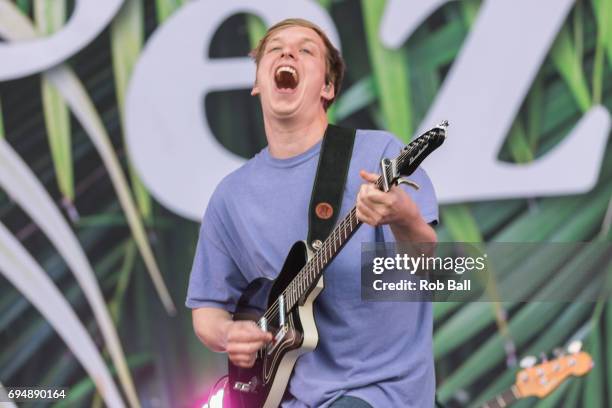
[186,129,438,408]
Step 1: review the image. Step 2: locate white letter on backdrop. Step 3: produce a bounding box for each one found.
[0,0,124,81]
[382,0,610,202]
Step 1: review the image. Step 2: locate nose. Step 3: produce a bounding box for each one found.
[280,45,296,60]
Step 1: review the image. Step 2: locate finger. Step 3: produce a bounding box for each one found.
[229,321,272,339]
[227,341,267,355]
[228,348,259,361]
[228,330,272,345]
[357,183,371,202]
[362,188,394,206]
[235,320,264,331]
[247,328,273,342]
[227,329,268,343]
[369,202,391,219]
[232,355,256,368]
[359,169,379,183]
[357,201,380,226]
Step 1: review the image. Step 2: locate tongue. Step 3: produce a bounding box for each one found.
[275,71,297,89]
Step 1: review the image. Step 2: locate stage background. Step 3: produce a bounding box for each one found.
[0,0,611,407]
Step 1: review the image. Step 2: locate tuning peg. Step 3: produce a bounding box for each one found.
[567,340,582,354]
[539,352,548,362]
[520,355,537,368]
[553,348,564,358]
[398,178,420,190]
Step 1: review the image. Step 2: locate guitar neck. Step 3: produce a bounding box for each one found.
[280,137,432,311]
[481,386,520,408]
[283,205,362,311]
[270,123,447,315]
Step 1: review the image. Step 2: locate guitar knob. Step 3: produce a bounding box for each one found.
[553,348,564,358]
[519,355,537,368]
[540,352,548,362]
[567,340,582,354]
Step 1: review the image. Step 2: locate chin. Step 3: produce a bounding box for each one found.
[269,102,302,118]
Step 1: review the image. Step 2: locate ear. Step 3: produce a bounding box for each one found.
[321,82,335,103]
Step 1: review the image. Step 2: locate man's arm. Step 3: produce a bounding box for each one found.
[192,307,272,368]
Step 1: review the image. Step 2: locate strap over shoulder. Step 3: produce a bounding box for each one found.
[307,124,356,248]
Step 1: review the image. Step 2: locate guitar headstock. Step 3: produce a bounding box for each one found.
[515,343,593,399]
[379,121,447,191]
[395,121,447,177]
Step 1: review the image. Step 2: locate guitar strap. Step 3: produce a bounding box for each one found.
[307,124,356,248]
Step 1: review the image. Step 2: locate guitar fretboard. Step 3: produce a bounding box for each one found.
[284,206,361,311]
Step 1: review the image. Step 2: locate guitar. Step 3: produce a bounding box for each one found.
[480,341,594,408]
[204,122,448,408]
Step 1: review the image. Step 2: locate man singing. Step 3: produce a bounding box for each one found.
[187,18,438,407]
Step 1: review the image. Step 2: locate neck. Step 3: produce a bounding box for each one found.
[263,110,329,159]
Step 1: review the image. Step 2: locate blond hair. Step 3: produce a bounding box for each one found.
[249,18,345,110]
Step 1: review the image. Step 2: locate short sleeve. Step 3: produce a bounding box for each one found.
[185,196,248,313]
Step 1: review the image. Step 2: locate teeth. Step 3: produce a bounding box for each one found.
[275,66,297,80]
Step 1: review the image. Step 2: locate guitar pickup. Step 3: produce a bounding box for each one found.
[267,325,288,355]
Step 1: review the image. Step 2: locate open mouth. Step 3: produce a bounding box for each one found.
[274,66,299,91]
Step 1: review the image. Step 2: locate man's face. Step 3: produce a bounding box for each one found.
[251,26,334,119]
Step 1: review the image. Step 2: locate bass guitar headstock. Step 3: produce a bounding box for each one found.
[515,341,594,399]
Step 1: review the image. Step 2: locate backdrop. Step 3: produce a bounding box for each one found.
[0,0,611,407]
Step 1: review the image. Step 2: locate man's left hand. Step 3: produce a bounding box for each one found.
[356,170,420,228]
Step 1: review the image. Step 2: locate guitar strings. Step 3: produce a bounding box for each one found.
[255,130,441,356]
[258,206,359,326]
[256,130,437,328]
[261,152,400,322]
[255,129,442,335]
[257,131,435,327]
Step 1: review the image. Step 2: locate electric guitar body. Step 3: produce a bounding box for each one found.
[227,241,323,408]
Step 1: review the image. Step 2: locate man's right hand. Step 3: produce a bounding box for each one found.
[225,321,273,368]
[192,307,273,367]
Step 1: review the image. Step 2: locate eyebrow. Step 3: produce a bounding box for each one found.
[267,37,319,47]
[300,38,318,47]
